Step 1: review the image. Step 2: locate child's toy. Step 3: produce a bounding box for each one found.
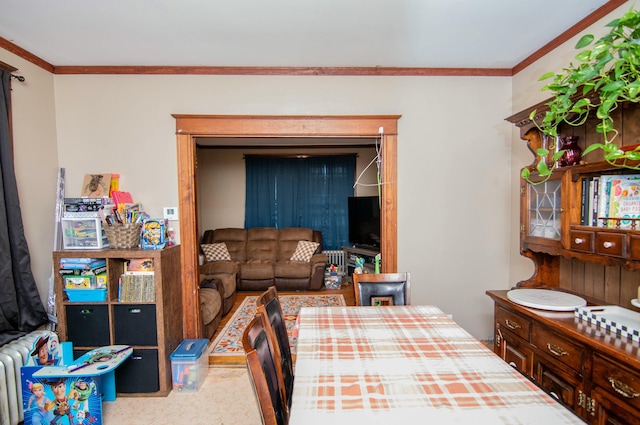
[354,257,365,274]
[324,264,342,289]
[21,338,132,425]
[141,218,167,250]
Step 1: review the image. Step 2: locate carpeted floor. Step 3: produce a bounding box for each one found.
[209,293,346,365]
[103,367,261,425]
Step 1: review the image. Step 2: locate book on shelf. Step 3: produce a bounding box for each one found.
[594,174,640,228]
[607,174,640,228]
[118,273,155,302]
[124,258,154,273]
[580,177,590,226]
[580,176,601,226]
[591,177,600,227]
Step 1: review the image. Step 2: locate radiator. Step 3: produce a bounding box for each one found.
[323,250,345,274]
[0,330,55,425]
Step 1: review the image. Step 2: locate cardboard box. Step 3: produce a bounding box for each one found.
[169,339,209,392]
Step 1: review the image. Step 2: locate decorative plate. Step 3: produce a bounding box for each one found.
[507,289,586,311]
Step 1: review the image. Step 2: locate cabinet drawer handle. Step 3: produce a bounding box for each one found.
[504,319,521,330]
[608,377,640,399]
[574,237,585,245]
[603,241,615,249]
[546,343,568,357]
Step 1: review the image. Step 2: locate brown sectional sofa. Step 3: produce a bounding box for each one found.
[198,278,224,339]
[200,227,329,300]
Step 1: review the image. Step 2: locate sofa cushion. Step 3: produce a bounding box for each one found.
[199,287,222,325]
[247,228,279,261]
[200,260,239,275]
[274,261,311,279]
[278,228,314,260]
[201,243,231,262]
[213,228,247,262]
[240,260,275,280]
[290,240,320,262]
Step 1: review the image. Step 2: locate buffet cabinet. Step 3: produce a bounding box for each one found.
[487,290,640,424]
[53,245,182,396]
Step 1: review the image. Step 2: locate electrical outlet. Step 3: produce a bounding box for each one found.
[163,207,178,221]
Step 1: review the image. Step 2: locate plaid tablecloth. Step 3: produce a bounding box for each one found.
[289,306,585,424]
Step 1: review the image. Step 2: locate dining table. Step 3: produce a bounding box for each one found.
[289,305,585,424]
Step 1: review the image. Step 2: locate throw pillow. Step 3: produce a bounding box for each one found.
[202,243,231,262]
[290,240,320,262]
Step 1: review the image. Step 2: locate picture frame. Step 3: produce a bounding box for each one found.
[80,174,112,198]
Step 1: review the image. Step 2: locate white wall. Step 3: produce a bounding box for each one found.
[44,74,512,339]
[0,50,58,310]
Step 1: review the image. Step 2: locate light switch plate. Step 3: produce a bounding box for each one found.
[163,207,178,221]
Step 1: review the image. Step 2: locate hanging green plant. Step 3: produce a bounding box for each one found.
[523,7,640,182]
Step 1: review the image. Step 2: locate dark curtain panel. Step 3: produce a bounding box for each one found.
[0,70,48,346]
[245,155,355,249]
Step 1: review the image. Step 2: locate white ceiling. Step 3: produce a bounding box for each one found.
[0,0,611,68]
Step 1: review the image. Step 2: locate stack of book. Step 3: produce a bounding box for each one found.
[581,174,640,228]
[118,258,155,302]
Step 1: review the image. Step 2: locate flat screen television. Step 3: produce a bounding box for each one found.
[348,196,381,249]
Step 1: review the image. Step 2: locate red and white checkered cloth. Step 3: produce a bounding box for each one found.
[289,306,584,424]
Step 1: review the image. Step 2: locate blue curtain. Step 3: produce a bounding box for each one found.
[245,155,355,249]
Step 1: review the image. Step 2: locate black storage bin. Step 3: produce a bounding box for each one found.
[115,348,159,393]
[113,304,157,346]
[65,305,110,347]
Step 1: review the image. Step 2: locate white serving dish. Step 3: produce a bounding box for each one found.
[575,305,640,342]
[506,289,586,311]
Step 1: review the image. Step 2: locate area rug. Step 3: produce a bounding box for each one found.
[209,294,346,365]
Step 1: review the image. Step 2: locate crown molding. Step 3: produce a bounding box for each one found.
[512,0,628,74]
[0,37,54,73]
[52,65,511,77]
[0,0,628,78]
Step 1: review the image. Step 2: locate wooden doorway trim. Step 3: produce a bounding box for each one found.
[173,115,400,338]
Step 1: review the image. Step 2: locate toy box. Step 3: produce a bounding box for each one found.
[169,339,209,392]
[64,288,108,303]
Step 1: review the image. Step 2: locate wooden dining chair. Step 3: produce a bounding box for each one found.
[242,313,289,425]
[353,272,411,306]
[256,286,294,411]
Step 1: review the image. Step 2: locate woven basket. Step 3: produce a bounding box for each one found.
[104,223,142,249]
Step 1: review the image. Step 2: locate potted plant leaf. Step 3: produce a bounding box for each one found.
[524,7,640,182]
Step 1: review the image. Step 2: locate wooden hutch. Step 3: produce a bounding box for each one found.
[487,98,640,424]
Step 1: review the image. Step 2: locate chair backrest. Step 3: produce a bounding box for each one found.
[242,313,289,425]
[256,286,294,411]
[353,272,411,306]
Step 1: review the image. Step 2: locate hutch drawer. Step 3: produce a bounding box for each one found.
[594,232,626,258]
[592,354,640,411]
[496,305,530,341]
[532,324,585,374]
[569,229,594,253]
